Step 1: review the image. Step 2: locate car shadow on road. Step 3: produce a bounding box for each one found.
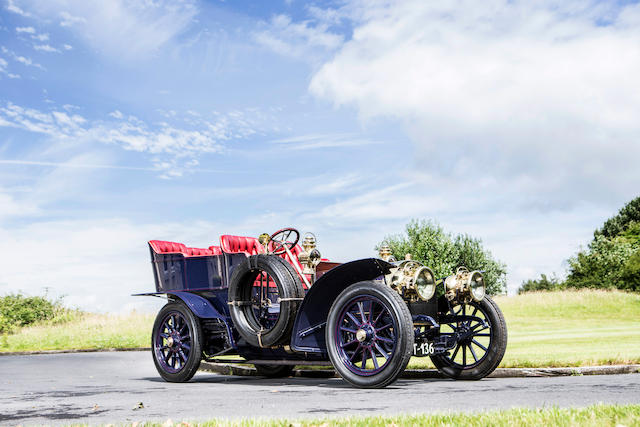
[138,374,446,390]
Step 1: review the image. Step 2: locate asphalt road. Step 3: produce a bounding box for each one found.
[1,352,639,425]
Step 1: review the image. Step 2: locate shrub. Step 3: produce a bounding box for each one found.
[379,219,507,295]
[0,293,63,334]
[518,274,565,294]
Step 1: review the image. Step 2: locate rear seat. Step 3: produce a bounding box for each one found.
[149,240,222,257]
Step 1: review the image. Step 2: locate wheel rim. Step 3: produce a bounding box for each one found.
[334,295,398,376]
[154,311,192,373]
[440,302,492,369]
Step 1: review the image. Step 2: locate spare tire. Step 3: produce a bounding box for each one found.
[228,255,303,348]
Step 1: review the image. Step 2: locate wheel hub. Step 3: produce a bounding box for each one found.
[167,336,175,347]
[356,324,375,344]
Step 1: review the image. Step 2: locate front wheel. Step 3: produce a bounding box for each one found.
[326,281,414,388]
[430,296,507,380]
[152,301,203,382]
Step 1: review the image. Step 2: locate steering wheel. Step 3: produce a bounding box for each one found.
[269,228,300,255]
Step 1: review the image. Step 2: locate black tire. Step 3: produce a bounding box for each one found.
[430,296,507,380]
[254,364,295,378]
[228,255,304,348]
[326,281,414,388]
[152,301,203,382]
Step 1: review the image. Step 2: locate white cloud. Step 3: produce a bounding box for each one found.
[270,133,381,150]
[310,0,640,208]
[59,10,86,27]
[12,0,198,60]
[31,33,49,41]
[108,110,123,119]
[254,14,343,61]
[63,44,72,50]
[6,0,31,16]
[0,102,272,177]
[33,44,60,53]
[15,26,35,34]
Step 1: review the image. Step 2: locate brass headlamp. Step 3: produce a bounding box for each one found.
[444,267,485,302]
[298,232,321,275]
[386,260,436,301]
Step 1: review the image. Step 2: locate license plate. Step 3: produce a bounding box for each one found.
[413,342,435,356]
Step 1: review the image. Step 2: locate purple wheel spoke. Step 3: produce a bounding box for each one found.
[340,326,358,334]
[357,302,366,323]
[451,344,461,361]
[376,323,392,332]
[159,333,169,339]
[341,339,359,348]
[163,351,172,363]
[471,339,487,351]
[370,348,379,369]
[346,311,361,327]
[377,336,394,344]
[463,344,467,365]
[182,334,190,341]
[368,301,374,322]
[468,344,479,362]
[475,333,491,337]
[374,342,389,360]
[372,304,386,325]
[349,347,361,361]
[181,343,191,351]
[178,350,187,363]
[361,349,368,369]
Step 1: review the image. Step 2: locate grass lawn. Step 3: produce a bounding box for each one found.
[97,404,640,426]
[2,290,639,369]
[0,311,153,351]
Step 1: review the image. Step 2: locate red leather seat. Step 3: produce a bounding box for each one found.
[219,235,265,255]
[149,240,187,254]
[149,240,220,257]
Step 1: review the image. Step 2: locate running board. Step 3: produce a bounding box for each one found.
[204,359,333,366]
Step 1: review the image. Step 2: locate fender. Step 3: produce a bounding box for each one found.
[133,291,226,321]
[290,258,394,353]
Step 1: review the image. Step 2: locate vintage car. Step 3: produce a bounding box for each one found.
[135,227,507,388]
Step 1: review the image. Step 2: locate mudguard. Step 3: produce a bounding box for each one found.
[133,291,226,321]
[290,258,394,354]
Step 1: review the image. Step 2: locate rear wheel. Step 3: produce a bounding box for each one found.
[326,281,414,388]
[152,302,203,382]
[430,296,507,380]
[254,364,295,378]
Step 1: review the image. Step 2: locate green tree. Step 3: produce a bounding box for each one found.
[379,219,507,295]
[596,196,640,239]
[518,274,565,294]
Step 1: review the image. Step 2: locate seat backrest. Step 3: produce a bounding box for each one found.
[208,246,223,255]
[219,235,264,255]
[149,240,222,258]
[184,247,215,256]
[149,240,187,254]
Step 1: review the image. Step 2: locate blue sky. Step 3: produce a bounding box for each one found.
[1,0,639,311]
